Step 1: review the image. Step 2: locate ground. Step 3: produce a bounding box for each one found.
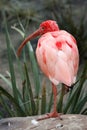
[0,114,87,130]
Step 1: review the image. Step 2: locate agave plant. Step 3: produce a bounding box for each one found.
[0,12,41,117]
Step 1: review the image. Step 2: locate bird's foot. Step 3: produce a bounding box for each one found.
[47,111,62,118]
[37,111,62,121]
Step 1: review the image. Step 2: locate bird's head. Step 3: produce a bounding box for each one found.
[17,20,59,56]
[39,20,59,34]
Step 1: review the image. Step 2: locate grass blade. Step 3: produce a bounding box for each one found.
[11,26,25,38]
[0,111,4,118]
[63,61,87,114]
[27,42,40,114]
[57,84,66,113]
[63,89,73,113]
[47,91,53,113]
[24,63,36,115]
[27,42,40,97]
[3,11,20,103]
[22,80,32,115]
[81,108,87,115]
[69,65,87,113]
[0,74,12,88]
[0,95,14,117]
[0,86,26,116]
[74,94,87,114]
[41,83,46,114]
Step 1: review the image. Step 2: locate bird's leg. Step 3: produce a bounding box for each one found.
[37,83,61,121]
[46,83,60,118]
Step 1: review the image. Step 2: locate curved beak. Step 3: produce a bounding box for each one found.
[17,28,41,56]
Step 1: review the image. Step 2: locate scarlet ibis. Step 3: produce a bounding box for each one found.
[17,20,79,119]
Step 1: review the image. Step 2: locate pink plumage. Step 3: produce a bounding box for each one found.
[17,20,79,119]
[36,30,79,86]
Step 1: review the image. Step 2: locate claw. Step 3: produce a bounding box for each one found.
[37,112,62,121]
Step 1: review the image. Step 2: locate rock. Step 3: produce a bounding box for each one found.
[0,114,87,130]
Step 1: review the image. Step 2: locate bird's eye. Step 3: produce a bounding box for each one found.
[42,27,45,30]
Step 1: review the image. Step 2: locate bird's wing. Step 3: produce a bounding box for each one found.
[36,31,79,86]
[44,44,74,86]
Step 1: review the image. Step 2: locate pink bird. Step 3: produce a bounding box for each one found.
[17,20,79,119]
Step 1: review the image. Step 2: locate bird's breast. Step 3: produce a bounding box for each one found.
[36,30,79,86]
